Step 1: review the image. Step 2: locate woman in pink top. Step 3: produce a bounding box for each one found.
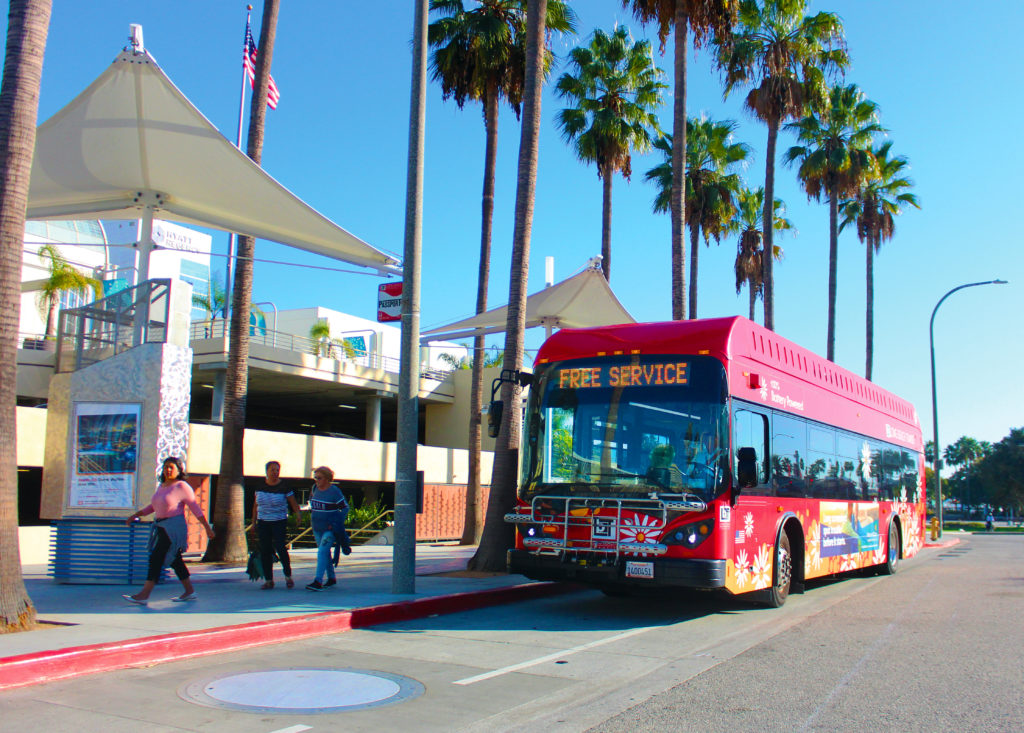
[122,456,214,605]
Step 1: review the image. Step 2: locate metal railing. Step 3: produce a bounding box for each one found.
[285,510,394,548]
[190,320,452,380]
[506,495,672,558]
[19,331,57,351]
[56,279,172,373]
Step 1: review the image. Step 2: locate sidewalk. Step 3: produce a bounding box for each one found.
[0,544,571,691]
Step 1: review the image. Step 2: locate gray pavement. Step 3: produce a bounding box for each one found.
[2,543,547,661]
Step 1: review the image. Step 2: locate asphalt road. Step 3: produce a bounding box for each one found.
[1,534,1020,732]
[592,534,1024,732]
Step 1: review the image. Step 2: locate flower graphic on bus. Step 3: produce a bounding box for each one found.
[839,554,859,572]
[751,544,772,589]
[744,512,755,538]
[805,520,821,572]
[871,546,887,566]
[619,513,663,546]
[734,549,750,589]
[905,513,922,555]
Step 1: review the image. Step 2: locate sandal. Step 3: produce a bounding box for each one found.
[260,581,275,590]
[286,577,294,589]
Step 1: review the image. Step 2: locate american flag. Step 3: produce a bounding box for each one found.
[244,23,280,109]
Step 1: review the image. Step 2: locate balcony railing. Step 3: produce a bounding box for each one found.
[189,320,452,381]
[56,279,172,373]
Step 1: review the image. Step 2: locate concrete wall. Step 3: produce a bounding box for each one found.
[18,406,493,495]
[186,423,492,485]
[16,348,56,400]
[18,526,52,565]
[425,365,502,452]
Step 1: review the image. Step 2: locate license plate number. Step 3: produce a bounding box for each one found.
[625,561,654,579]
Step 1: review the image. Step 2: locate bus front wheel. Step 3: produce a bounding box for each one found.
[764,532,792,608]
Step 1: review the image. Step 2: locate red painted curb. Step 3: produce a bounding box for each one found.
[0,581,575,691]
[924,537,961,548]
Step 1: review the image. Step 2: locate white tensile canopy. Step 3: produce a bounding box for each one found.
[27,45,400,275]
[420,258,635,343]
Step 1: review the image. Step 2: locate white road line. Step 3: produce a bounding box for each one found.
[453,626,659,686]
[267,725,312,733]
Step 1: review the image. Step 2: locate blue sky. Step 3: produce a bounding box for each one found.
[20,1,1022,450]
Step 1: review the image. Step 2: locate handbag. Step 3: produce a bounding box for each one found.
[246,548,264,581]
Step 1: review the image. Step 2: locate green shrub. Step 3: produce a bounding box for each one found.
[347,499,389,530]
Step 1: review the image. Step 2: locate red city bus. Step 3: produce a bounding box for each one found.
[505,317,926,606]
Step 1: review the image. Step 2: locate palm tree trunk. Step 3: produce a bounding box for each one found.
[865,232,875,381]
[0,0,50,632]
[44,294,58,339]
[826,190,838,362]
[762,118,779,331]
[469,0,546,572]
[688,224,700,318]
[601,166,613,281]
[461,87,500,546]
[748,281,756,321]
[670,6,688,320]
[205,0,279,562]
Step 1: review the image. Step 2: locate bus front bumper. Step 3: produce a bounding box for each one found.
[508,550,726,589]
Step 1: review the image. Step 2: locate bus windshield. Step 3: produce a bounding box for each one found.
[520,355,730,501]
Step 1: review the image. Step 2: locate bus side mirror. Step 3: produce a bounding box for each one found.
[737,447,758,489]
[487,400,503,438]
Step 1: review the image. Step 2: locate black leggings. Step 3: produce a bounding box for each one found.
[257,519,292,580]
[147,525,189,582]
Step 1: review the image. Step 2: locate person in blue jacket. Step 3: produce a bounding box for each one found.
[306,465,351,591]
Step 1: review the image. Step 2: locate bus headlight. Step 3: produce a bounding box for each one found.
[663,518,714,548]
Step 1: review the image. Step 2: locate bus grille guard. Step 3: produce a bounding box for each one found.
[502,494,708,559]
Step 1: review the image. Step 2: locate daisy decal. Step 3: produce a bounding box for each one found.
[744,512,755,538]
[860,442,873,483]
[751,544,772,590]
[839,555,859,572]
[619,513,663,545]
[806,520,821,572]
[735,549,750,589]
[871,546,887,566]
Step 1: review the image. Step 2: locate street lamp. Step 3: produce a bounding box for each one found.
[929,279,1007,536]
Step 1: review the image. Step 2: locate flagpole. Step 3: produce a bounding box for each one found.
[224,4,253,321]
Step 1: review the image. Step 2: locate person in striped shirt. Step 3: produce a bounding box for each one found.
[250,460,301,589]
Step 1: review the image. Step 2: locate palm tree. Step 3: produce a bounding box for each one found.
[624,0,737,320]
[309,318,332,357]
[192,274,227,323]
[0,0,52,632]
[205,0,279,563]
[784,83,882,362]
[732,186,791,320]
[35,244,102,340]
[718,0,847,331]
[469,0,547,572]
[645,117,749,317]
[556,26,666,282]
[839,141,918,380]
[428,0,575,546]
[438,347,504,369]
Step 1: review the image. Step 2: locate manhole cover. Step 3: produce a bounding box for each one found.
[181,668,424,714]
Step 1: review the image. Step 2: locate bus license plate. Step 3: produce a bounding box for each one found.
[625,561,654,579]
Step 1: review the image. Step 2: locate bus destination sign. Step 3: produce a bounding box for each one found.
[558,361,689,389]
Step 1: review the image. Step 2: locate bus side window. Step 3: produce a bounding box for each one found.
[733,408,769,490]
[836,433,859,500]
[772,413,807,498]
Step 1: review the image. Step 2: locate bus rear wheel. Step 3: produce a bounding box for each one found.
[881,521,900,575]
[764,532,792,608]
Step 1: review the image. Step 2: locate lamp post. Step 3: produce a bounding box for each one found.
[929,279,1007,536]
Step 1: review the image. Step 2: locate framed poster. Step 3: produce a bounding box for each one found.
[69,402,141,509]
